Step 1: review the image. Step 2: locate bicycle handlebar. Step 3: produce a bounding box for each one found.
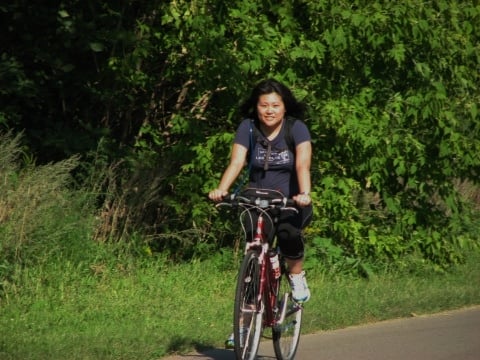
[215,192,297,211]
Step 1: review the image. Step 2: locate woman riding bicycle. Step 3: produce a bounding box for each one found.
[208,78,313,303]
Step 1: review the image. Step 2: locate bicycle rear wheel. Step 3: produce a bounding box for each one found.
[233,250,264,360]
[272,273,303,360]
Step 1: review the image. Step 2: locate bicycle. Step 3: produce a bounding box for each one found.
[216,188,304,360]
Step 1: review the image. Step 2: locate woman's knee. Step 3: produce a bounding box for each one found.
[277,223,304,258]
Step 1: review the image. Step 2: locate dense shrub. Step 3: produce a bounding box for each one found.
[1,1,479,271]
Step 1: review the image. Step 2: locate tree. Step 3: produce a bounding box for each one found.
[1,0,479,267]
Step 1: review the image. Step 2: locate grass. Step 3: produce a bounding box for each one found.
[304,259,480,331]
[1,248,479,360]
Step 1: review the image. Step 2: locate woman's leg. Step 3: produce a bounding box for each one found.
[277,205,313,302]
[285,257,303,274]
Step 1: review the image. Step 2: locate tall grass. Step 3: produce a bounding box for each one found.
[0,132,94,296]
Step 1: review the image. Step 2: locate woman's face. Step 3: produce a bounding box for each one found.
[256,92,286,129]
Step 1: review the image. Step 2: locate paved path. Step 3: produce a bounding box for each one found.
[163,306,480,360]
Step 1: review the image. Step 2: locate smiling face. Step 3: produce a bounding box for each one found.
[256,92,286,130]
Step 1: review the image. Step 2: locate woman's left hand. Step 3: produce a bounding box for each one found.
[293,193,312,207]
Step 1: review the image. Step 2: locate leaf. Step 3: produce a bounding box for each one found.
[389,43,406,65]
[89,42,104,52]
[58,10,69,18]
[61,64,75,72]
[469,103,478,120]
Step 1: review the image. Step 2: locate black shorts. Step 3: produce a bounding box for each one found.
[242,204,313,259]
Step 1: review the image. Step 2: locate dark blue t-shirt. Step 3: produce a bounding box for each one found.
[234,118,311,197]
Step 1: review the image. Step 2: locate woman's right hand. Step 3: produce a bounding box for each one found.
[208,189,228,202]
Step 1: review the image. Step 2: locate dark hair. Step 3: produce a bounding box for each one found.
[240,78,306,120]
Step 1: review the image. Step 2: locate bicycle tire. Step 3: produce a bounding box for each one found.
[272,273,303,360]
[233,250,264,360]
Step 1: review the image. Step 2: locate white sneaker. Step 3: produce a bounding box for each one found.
[225,327,249,349]
[288,271,311,303]
[225,333,234,349]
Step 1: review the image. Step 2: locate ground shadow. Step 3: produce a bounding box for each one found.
[165,337,276,359]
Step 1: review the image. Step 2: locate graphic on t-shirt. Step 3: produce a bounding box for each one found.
[256,147,291,166]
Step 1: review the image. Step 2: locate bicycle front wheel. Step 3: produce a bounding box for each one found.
[272,273,303,360]
[233,250,264,360]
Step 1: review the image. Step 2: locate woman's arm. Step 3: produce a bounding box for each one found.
[293,141,312,206]
[209,143,248,201]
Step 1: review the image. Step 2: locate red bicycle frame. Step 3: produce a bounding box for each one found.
[248,213,280,328]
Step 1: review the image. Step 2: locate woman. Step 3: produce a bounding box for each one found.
[209,78,313,303]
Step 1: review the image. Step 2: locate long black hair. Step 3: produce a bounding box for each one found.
[240,78,306,120]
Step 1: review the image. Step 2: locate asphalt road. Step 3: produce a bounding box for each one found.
[163,306,480,360]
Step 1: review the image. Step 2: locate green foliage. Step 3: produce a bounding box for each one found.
[305,1,480,270]
[1,1,479,271]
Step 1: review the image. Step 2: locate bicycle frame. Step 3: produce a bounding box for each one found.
[247,212,281,329]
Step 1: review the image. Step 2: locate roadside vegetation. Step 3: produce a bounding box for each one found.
[1,1,480,359]
[1,240,479,359]
[1,132,479,359]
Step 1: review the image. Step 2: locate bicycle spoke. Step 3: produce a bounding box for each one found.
[234,250,263,360]
[272,275,303,360]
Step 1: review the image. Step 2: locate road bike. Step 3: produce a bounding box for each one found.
[216,188,304,360]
